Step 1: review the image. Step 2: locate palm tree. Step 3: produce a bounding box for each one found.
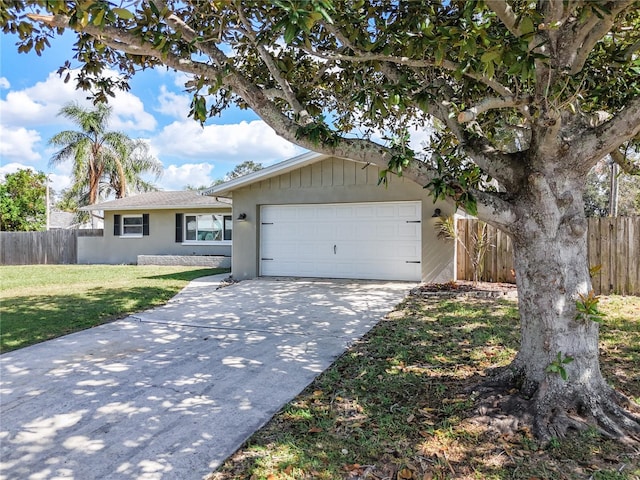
[49,102,162,224]
[106,138,163,198]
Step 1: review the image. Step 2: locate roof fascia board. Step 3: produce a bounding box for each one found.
[79,204,232,212]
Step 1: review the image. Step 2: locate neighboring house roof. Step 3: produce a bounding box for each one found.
[80,191,231,211]
[48,210,77,229]
[203,151,332,197]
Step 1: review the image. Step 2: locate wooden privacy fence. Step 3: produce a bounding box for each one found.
[456,217,640,296]
[0,230,103,265]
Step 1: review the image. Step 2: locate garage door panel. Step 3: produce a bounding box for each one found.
[260,202,421,281]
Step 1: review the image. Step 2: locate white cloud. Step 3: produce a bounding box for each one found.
[0,125,42,163]
[151,120,299,163]
[48,172,72,194]
[0,162,36,180]
[156,85,190,120]
[108,93,157,131]
[0,161,71,196]
[160,163,216,190]
[0,77,10,89]
[0,70,156,132]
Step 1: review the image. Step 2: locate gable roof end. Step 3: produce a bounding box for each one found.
[202,151,329,197]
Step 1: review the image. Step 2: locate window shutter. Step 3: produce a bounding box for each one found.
[175,213,183,242]
[142,213,150,236]
[113,214,121,236]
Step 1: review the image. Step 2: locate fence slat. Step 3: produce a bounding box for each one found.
[456,217,640,296]
[588,218,601,294]
[0,230,102,265]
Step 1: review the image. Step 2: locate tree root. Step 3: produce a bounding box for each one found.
[469,366,640,446]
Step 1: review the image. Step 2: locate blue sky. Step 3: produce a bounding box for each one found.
[0,31,303,195]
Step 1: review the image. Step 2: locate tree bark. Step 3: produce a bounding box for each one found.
[489,171,640,443]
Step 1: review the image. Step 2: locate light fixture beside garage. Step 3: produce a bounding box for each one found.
[432,208,442,217]
[237,213,247,221]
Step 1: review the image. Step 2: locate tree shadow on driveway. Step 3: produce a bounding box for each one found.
[0,278,414,480]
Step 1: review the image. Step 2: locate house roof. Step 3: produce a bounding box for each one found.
[80,191,232,211]
[48,210,77,229]
[202,151,333,197]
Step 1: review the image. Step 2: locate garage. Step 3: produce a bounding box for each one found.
[259,201,422,281]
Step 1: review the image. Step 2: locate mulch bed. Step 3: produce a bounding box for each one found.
[411,280,518,299]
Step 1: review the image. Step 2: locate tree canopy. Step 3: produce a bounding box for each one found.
[0,169,47,231]
[4,0,640,443]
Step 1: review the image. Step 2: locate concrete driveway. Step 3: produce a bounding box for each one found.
[0,276,414,480]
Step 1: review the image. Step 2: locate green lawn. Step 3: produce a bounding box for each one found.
[210,294,640,480]
[0,265,229,353]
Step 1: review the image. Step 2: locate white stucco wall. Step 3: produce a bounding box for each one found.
[78,208,232,264]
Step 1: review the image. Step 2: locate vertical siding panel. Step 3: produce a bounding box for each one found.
[311,162,323,187]
[343,159,356,185]
[300,165,312,187]
[332,158,344,186]
[279,172,291,189]
[290,168,301,188]
[355,162,368,185]
[321,159,333,186]
[367,165,380,185]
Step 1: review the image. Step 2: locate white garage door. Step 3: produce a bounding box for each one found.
[260,201,421,281]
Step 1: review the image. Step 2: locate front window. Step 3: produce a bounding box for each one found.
[184,214,232,242]
[122,215,143,236]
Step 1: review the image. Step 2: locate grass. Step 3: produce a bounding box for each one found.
[0,264,229,353]
[209,294,640,480]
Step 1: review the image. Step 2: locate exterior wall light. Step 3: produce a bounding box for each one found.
[237,213,247,221]
[432,208,442,218]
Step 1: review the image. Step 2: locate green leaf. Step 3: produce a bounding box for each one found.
[519,16,535,35]
[284,23,298,44]
[480,50,500,64]
[92,9,105,26]
[113,8,134,20]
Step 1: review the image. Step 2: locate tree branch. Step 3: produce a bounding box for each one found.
[562,0,634,74]
[472,189,518,233]
[296,44,514,98]
[462,136,526,192]
[574,96,640,168]
[457,96,531,123]
[484,0,520,37]
[610,148,640,175]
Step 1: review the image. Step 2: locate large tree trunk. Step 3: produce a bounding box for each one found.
[489,172,640,443]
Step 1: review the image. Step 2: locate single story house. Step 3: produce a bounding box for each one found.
[78,191,232,266]
[203,152,455,282]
